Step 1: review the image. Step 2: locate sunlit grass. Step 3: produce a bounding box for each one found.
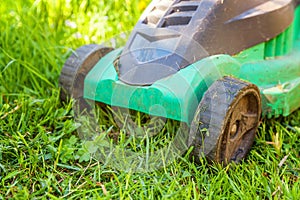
[0,0,299,199]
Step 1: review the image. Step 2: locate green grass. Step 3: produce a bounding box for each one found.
[0,0,299,199]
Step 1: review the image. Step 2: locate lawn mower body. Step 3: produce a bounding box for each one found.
[60,0,300,163]
[84,0,300,124]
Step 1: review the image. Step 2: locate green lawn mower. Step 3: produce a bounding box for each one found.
[59,0,300,165]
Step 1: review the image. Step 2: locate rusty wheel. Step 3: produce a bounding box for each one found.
[59,44,113,101]
[189,76,261,165]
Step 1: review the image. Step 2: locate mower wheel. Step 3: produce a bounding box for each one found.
[189,76,261,164]
[59,44,113,101]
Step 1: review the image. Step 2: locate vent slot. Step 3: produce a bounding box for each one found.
[162,13,193,27]
[143,0,174,26]
[172,5,198,12]
[143,0,200,27]
[161,1,199,27]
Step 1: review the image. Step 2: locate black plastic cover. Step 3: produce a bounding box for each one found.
[118,0,296,86]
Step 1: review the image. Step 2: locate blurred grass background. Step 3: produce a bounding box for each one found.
[0,0,147,96]
[0,0,299,199]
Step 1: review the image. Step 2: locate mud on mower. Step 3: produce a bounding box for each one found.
[59,0,300,165]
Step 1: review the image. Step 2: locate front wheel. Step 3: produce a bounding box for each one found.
[59,44,113,102]
[189,76,262,165]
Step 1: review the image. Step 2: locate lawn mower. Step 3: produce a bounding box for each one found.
[59,0,300,165]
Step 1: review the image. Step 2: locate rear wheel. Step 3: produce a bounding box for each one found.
[189,76,261,164]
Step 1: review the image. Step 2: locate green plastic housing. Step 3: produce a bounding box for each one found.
[84,7,300,124]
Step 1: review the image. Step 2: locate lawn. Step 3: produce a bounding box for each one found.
[0,0,299,199]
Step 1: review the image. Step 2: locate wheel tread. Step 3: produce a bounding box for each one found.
[190,76,261,164]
